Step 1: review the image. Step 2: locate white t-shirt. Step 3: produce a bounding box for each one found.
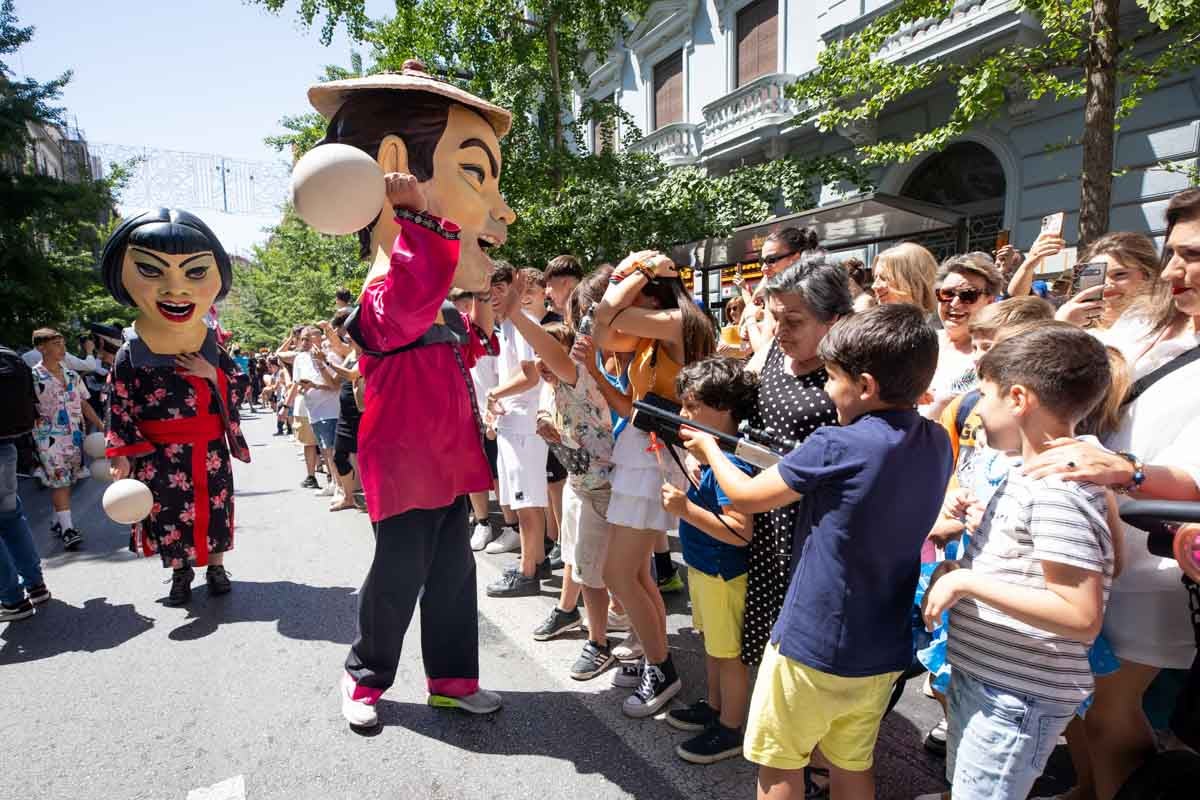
[948,468,1113,707]
[496,314,541,433]
[292,350,341,422]
[471,329,499,413]
[921,331,976,417]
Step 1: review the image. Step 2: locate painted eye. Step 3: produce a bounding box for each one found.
[462,164,485,183]
[135,262,163,278]
[186,266,210,280]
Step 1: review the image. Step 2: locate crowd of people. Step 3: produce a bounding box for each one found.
[2,185,1199,800]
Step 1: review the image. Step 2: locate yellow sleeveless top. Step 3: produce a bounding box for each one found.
[628,338,682,403]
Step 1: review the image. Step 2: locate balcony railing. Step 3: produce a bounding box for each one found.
[702,72,797,151]
[629,122,701,166]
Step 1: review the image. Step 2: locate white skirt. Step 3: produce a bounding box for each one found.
[605,426,684,532]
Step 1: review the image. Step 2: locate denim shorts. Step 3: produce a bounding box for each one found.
[946,670,1076,800]
[309,418,338,449]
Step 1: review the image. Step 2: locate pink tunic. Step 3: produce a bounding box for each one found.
[355,211,494,522]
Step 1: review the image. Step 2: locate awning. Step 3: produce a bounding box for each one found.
[671,191,963,270]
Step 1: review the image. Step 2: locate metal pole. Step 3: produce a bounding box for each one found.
[219,158,228,213]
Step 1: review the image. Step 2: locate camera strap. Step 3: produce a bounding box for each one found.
[661,440,751,545]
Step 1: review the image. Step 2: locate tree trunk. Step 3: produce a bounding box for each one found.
[1078,0,1120,249]
[546,14,564,188]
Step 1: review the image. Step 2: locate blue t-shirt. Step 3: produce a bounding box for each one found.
[773,408,953,677]
[679,457,755,580]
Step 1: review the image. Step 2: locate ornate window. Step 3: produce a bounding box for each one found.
[653,50,684,129]
[736,0,778,87]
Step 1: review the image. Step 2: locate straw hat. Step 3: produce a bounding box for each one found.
[307,59,512,138]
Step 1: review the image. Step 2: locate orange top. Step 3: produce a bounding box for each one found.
[628,338,682,402]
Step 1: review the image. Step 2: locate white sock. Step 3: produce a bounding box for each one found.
[55,510,73,530]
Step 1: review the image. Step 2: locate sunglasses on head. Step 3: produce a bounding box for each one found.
[936,287,987,304]
[762,251,797,266]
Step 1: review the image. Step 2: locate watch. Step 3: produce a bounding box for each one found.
[1114,451,1146,495]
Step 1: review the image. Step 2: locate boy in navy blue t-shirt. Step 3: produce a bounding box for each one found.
[659,357,758,765]
[682,304,953,800]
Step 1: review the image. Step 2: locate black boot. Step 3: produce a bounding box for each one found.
[164,566,194,606]
[206,564,232,596]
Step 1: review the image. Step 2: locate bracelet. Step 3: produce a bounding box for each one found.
[611,259,655,284]
[1113,451,1146,494]
[636,263,656,282]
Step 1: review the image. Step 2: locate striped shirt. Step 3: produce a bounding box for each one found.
[948,469,1112,707]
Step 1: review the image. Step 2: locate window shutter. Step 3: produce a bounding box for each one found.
[653,50,684,129]
[737,0,778,87]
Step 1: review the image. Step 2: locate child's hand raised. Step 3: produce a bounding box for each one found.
[679,426,719,465]
[660,482,688,515]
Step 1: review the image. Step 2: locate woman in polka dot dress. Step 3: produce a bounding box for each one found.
[741,259,851,666]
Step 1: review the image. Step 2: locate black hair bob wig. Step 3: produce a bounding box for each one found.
[99,208,232,307]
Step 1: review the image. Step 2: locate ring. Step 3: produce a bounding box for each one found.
[1066,461,1077,469]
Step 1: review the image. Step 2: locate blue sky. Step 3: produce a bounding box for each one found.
[13,0,392,251]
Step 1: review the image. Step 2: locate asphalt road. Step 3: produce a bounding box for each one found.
[1,411,1073,800]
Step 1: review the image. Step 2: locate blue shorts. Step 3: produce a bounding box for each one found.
[947,670,1075,800]
[310,418,337,449]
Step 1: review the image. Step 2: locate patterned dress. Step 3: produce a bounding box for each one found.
[741,340,838,665]
[31,363,90,488]
[104,332,249,568]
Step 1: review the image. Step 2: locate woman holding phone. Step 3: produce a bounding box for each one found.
[1055,232,1159,330]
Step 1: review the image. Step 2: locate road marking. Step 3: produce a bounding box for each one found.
[187,775,246,800]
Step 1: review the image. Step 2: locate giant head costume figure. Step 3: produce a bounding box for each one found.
[99,208,232,355]
[297,60,515,292]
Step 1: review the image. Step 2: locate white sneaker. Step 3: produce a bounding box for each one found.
[340,673,379,728]
[470,523,493,551]
[428,688,502,714]
[485,525,520,554]
[583,610,631,633]
[314,483,335,497]
[613,630,643,661]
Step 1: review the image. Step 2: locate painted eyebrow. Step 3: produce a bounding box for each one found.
[181,252,215,268]
[459,138,498,179]
[130,247,169,266]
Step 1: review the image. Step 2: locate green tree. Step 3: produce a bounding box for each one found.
[0,0,131,346]
[792,0,1200,247]
[221,207,366,349]
[254,0,870,268]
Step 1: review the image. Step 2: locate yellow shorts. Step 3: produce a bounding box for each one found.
[688,567,746,659]
[744,643,900,772]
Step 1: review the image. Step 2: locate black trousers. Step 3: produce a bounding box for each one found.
[344,497,479,694]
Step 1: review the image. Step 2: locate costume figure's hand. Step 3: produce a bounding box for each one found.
[385,172,428,214]
[176,353,217,383]
[110,456,130,481]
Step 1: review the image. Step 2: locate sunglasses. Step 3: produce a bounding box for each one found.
[762,251,797,266]
[936,287,987,304]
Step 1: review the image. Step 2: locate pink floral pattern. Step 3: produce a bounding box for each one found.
[105,346,249,567]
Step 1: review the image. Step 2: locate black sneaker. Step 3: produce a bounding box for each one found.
[300,475,319,489]
[666,699,719,732]
[61,528,82,550]
[25,583,51,605]
[622,657,680,718]
[0,598,35,622]
[676,723,744,764]
[612,659,643,689]
[570,640,615,680]
[923,718,947,756]
[485,570,541,598]
[206,565,232,596]
[547,543,564,571]
[503,558,552,581]
[164,567,195,606]
[533,606,581,641]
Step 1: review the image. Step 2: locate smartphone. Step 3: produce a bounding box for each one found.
[1071,260,1108,296]
[994,229,1010,250]
[1041,211,1065,237]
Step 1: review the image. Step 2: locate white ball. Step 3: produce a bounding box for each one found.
[291,143,386,235]
[83,431,107,459]
[90,458,113,482]
[102,479,154,525]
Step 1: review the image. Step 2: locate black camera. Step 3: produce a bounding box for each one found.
[631,393,798,470]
